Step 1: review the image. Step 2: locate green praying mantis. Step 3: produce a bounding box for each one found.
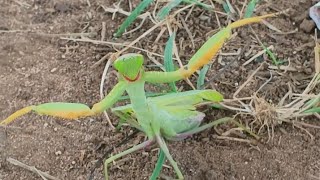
[1,13,278,179]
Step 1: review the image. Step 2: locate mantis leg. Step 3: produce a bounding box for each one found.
[0,103,94,125]
[168,117,259,141]
[168,117,232,141]
[1,81,127,125]
[104,139,154,180]
[144,13,278,84]
[155,134,183,179]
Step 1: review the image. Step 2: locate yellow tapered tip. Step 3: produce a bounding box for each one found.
[228,13,278,29]
[0,106,34,125]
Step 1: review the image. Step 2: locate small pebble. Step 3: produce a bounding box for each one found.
[54,127,58,131]
[61,54,66,59]
[300,19,316,33]
[55,151,62,156]
[293,11,308,23]
[19,51,25,55]
[95,54,101,60]
[199,15,210,21]
[304,68,313,74]
[142,152,149,156]
[202,137,209,142]
[71,161,76,165]
[44,123,48,127]
[50,68,57,73]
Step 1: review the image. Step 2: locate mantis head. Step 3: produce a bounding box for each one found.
[114,53,144,81]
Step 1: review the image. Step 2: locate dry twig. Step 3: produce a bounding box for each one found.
[7,157,60,180]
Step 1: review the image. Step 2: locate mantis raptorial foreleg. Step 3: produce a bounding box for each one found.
[104,139,155,180]
[0,81,127,125]
[144,13,278,84]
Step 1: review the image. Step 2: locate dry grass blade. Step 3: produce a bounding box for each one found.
[262,20,283,33]
[243,45,274,66]
[99,54,119,129]
[179,15,195,48]
[182,0,213,10]
[119,20,165,54]
[244,0,258,18]
[233,63,264,98]
[315,30,320,74]
[101,5,151,20]
[7,157,60,180]
[61,37,167,61]
[214,135,254,144]
[101,22,106,41]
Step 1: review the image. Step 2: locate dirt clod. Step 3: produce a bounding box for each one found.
[300,19,316,33]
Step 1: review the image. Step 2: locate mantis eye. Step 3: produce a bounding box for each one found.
[114,53,144,80]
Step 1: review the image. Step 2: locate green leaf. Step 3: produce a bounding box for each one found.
[304,107,320,114]
[114,0,154,37]
[196,64,210,90]
[150,150,166,180]
[222,1,230,14]
[182,0,213,11]
[304,96,320,107]
[164,33,178,92]
[211,103,224,109]
[157,0,183,20]
[244,0,259,18]
[262,44,283,65]
[164,33,175,72]
[222,0,235,14]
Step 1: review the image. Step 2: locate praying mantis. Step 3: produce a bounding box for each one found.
[1,13,278,179]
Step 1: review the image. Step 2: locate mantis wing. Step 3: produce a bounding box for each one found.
[112,90,223,136]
